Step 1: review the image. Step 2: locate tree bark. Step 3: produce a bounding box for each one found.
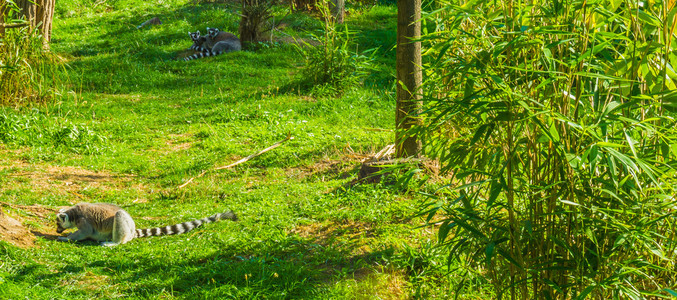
[395,0,422,158]
[331,0,345,24]
[16,0,55,46]
[291,0,317,11]
[239,0,270,45]
[0,2,8,36]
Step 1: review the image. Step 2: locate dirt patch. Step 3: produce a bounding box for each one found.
[327,267,409,300]
[59,271,110,291]
[350,269,408,300]
[1,153,139,197]
[287,157,363,182]
[291,221,376,255]
[166,133,193,149]
[0,202,62,247]
[0,208,36,248]
[168,142,192,152]
[32,165,134,192]
[0,202,57,219]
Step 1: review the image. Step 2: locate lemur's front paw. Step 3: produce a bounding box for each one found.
[57,237,70,242]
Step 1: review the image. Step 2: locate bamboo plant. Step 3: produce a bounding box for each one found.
[420,0,677,298]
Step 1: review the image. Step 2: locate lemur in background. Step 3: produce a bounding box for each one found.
[188,30,209,52]
[184,27,241,61]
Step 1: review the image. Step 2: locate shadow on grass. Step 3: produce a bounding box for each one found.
[31,230,61,241]
[89,237,390,297]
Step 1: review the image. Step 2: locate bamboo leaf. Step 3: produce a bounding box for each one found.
[636,10,662,27]
[606,148,639,175]
[487,177,502,207]
[560,199,580,206]
[595,141,625,148]
[485,241,496,265]
[438,220,453,243]
[664,289,677,297]
[548,123,560,143]
[575,285,596,300]
[454,180,488,191]
[565,152,581,169]
[623,130,638,158]
[496,248,523,270]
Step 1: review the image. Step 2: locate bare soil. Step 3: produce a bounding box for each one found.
[291,220,376,255]
[0,207,37,248]
[0,202,64,247]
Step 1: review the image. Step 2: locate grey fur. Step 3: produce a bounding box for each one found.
[184,28,241,61]
[55,203,237,247]
[188,31,210,52]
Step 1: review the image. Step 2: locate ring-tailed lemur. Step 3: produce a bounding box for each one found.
[175,31,208,60]
[55,203,238,247]
[204,27,240,49]
[184,27,241,61]
[188,31,210,52]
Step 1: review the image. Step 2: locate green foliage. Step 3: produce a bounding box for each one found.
[294,2,376,97]
[420,0,677,298]
[0,1,64,106]
[51,124,107,154]
[0,110,107,154]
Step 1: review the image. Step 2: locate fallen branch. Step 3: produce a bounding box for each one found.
[177,134,294,189]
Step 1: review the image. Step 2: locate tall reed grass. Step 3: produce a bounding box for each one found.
[419,0,677,298]
[293,1,375,96]
[0,0,63,106]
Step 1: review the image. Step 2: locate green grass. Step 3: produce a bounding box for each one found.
[0,0,451,298]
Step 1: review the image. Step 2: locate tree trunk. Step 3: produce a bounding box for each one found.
[0,4,5,36]
[239,0,271,45]
[331,0,345,24]
[291,0,317,11]
[395,0,422,158]
[16,0,55,47]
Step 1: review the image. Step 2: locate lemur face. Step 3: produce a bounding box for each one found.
[56,212,74,234]
[207,27,220,38]
[189,31,201,42]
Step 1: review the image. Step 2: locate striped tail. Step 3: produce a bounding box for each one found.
[135,211,237,238]
[183,50,223,61]
[189,44,209,52]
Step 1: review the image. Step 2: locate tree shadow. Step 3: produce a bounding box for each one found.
[43,233,394,298]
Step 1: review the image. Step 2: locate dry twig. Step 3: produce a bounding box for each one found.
[177,134,294,189]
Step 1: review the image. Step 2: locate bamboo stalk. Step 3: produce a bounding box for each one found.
[0,22,29,28]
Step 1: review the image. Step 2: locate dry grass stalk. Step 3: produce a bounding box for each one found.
[177,134,294,189]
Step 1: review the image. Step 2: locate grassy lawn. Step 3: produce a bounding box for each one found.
[0,0,450,298]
